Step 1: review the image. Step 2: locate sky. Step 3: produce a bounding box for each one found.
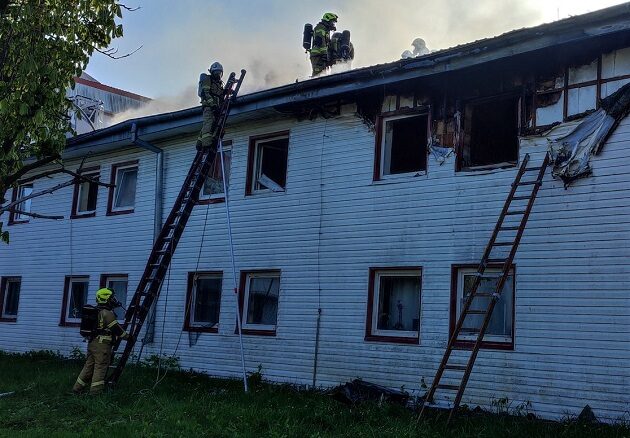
[87,0,629,121]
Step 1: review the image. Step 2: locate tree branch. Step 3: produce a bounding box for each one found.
[0,178,75,216]
[94,45,142,60]
[2,154,61,187]
[9,209,63,220]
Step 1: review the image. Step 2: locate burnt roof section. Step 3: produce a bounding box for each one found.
[66,2,630,154]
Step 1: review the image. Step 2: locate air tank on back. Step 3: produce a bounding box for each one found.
[303,23,313,51]
[340,30,351,60]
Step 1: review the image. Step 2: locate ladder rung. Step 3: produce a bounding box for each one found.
[524,167,541,171]
[493,241,514,246]
[485,258,507,264]
[444,365,467,371]
[499,226,520,231]
[459,327,481,333]
[466,310,487,314]
[452,344,473,351]
[437,384,460,391]
[517,180,541,186]
[473,292,496,298]
[511,196,531,201]
[505,210,526,215]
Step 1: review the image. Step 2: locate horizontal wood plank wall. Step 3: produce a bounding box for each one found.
[1,109,630,420]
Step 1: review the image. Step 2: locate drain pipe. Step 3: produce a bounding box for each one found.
[130,122,164,350]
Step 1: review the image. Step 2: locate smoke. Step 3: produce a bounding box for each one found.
[90,0,625,124]
[109,85,199,125]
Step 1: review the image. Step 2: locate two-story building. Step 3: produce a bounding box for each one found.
[2,4,630,421]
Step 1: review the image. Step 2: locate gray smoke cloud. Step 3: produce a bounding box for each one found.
[96,0,623,123]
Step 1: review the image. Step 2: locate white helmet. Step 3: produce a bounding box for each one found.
[209,61,223,77]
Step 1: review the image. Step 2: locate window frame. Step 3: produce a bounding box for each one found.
[71,166,100,219]
[198,140,232,205]
[365,267,422,344]
[60,275,90,327]
[0,276,21,322]
[245,131,290,196]
[450,264,516,350]
[8,183,34,225]
[107,160,139,216]
[456,93,521,172]
[99,273,128,321]
[237,270,281,336]
[374,108,431,181]
[183,271,223,333]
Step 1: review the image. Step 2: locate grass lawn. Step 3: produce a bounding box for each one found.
[0,351,628,437]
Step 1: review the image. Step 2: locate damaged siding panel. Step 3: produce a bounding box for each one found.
[601,46,630,79]
[567,85,597,116]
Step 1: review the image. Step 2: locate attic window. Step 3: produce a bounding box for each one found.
[247,133,289,195]
[460,95,519,170]
[377,113,428,179]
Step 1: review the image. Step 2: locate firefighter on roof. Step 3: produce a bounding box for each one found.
[310,12,338,76]
[72,288,129,395]
[196,61,225,151]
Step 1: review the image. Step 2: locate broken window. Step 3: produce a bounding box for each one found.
[379,114,428,178]
[201,145,231,200]
[73,169,99,217]
[108,162,138,214]
[454,267,514,346]
[102,274,128,320]
[186,272,222,330]
[367,269,421,342]
[11,184,33,223]
[242,272,280,332]
[0,277,21,321]
[62,276,89,325]
[460,95,519,170]
[249,135,289,193]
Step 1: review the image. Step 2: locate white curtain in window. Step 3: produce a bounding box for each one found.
[377,275,420,332]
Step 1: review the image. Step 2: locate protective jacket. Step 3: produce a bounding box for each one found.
[198,74,224,108]
[310,21,332,58]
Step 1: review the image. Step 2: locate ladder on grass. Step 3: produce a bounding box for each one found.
[420,152,550,423]
[106,69,247,386]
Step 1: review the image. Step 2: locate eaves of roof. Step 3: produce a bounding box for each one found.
[65,2,630,157]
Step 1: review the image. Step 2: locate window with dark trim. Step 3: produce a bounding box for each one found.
[0,277,21,321]
[71,167,100,218]
[107,161,138,215]
[184,272,222,333]
[375,111,428,180]
[246,133,289,195]
[237,270,280,335]
[450,264,515,350]
[459,94,520,170]
[60,276,90,326]
[199,140,232,204]
[365,267,421,344]
[9,183,33,224]
[100,274,128,320]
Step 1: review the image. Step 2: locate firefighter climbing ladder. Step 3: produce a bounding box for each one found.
[420,152,550,423]
[106,70,247,386]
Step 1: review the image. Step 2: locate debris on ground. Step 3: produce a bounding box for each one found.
[330,379,409,406]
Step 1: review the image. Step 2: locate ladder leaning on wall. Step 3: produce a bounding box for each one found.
[105,70,247,386]
[420,152,550,423]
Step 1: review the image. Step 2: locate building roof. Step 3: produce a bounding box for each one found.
[65,2,630,157]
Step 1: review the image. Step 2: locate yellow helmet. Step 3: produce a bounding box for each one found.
[96,288,113,304]
[322,12,338,23]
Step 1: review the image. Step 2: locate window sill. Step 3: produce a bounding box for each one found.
[71,212,96,219]
[8,219,29,226]
[457,162,517,174]
[106,208,135,216]
[246,189,286,197]
[236,327,277,336]
[0,317,17,323]
[373,171,427,184]
[365,334,419,345]
[197,197,225,205]
[184,325,218,333]
[453,340,514,351]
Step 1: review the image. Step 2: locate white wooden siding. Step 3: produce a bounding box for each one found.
[1,97,630,422]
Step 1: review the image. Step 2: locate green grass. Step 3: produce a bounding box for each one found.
[0,351,628,437]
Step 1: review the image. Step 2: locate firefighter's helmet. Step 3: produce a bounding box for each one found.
[209,62,223,78]
[322,12,338,23]
[96,288,114,304]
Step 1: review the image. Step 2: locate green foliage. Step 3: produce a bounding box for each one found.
[140,354,181,371]
[0,352,629,437]
[0,0,125,226]
[69,346,86,362]
[247,364,264,388]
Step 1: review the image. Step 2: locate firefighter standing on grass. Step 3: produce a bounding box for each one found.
[72,288,129,395]
[310,12,338,76]
[196,61,225,151]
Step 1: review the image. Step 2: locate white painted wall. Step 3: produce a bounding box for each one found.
[2,86,630,423]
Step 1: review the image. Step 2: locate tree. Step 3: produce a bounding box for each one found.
[0,0,128,243]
